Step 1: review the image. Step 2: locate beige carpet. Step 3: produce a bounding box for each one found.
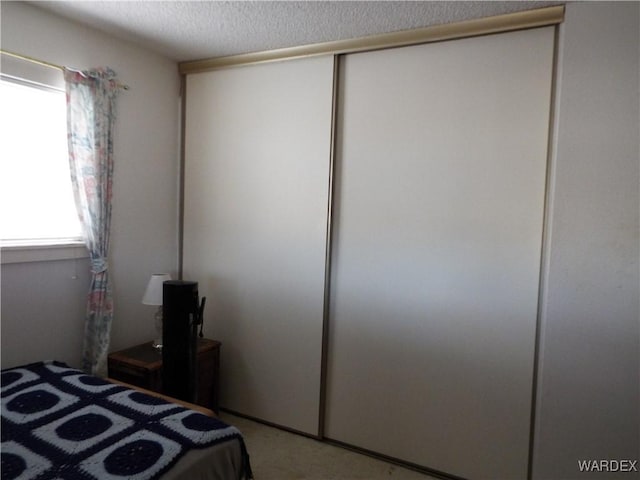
[220,412,439,480]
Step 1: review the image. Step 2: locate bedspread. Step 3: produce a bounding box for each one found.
[1,361,252,480]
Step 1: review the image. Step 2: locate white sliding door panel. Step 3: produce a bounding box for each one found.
[183,56,334,435]
[326,27,555,479]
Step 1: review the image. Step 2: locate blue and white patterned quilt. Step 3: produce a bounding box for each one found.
[1,361,252,480]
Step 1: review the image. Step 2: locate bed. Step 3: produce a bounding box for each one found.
[1,360,252,480]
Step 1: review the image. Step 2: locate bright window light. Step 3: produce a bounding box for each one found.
[0,77,83,245]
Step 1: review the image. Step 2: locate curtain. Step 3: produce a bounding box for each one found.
[64,67,121,376]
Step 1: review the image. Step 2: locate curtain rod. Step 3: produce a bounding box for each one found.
[0,49,130,90]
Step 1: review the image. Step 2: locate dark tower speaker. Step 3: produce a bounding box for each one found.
[162,280,202,403]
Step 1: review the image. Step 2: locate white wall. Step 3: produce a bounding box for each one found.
[534,2,639,479]
[0,2,180,368]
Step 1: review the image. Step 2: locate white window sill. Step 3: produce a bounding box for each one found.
[0,240,88,264]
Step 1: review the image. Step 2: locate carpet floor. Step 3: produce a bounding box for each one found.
[220,412,439,480]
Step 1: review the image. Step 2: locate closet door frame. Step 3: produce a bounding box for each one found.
[324,26,557,479]
[181,55,336,436]
[178,6,564,477]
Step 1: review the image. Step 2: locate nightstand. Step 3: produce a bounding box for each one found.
[108,338,221,413]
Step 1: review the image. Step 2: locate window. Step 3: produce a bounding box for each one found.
[0,76,84,250]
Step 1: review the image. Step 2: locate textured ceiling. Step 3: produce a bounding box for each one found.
[31,1,560,62]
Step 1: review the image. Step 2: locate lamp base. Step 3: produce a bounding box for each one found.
[153,306,163,350]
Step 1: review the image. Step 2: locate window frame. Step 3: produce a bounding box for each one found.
[0,57,88,264]
[1,241,87,264]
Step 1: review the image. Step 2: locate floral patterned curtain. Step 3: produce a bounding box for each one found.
[64,67,121,376]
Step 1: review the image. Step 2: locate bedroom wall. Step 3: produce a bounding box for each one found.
[0,2,180,368]
[533,2,639,478]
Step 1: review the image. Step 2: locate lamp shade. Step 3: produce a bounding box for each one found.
[142,273,171,305]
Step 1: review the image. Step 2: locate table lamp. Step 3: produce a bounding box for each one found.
[142,273,171,349]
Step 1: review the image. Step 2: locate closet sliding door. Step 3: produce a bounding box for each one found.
[326,27,555,479]
[183,56,334,435]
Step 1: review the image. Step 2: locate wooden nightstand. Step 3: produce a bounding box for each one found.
[108,338,221,413]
